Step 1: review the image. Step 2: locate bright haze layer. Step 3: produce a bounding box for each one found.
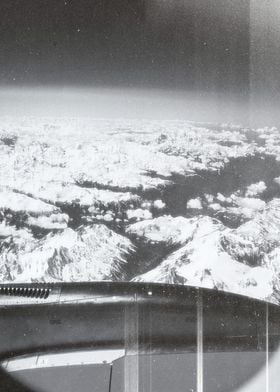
[0,0,279,127]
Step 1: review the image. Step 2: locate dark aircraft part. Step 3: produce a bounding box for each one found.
[0,282,279,392]
[0,285,51,300]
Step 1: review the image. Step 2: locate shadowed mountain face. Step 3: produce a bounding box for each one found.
[0,117,280,303]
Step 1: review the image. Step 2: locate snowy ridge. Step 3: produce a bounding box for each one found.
[133,215,275,302]
[0,224,134,282]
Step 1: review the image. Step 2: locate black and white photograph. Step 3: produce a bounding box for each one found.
[0,1,280,391]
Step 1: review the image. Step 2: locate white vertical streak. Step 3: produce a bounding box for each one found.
[124,296,139,392]
[266,302,269,392]
[197,289,203,392]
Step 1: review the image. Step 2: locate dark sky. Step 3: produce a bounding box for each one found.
[0,0,250,92]
[0,0,279,125]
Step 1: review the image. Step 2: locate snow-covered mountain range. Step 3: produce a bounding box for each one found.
[1,117,280,303]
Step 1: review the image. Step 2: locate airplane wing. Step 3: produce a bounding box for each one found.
[0,282,279,392]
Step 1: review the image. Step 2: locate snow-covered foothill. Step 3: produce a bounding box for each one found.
[126,208,153,222]
[245,181,267,197]
[9,181,140,209]
[216,193,226,203]
[127,215,198,245]
[208,203,223,212]
[27,213,69,230]
[0,188,58,216]
[235,197,266,211]
[153,199,166,210]
[186,198,203,209]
